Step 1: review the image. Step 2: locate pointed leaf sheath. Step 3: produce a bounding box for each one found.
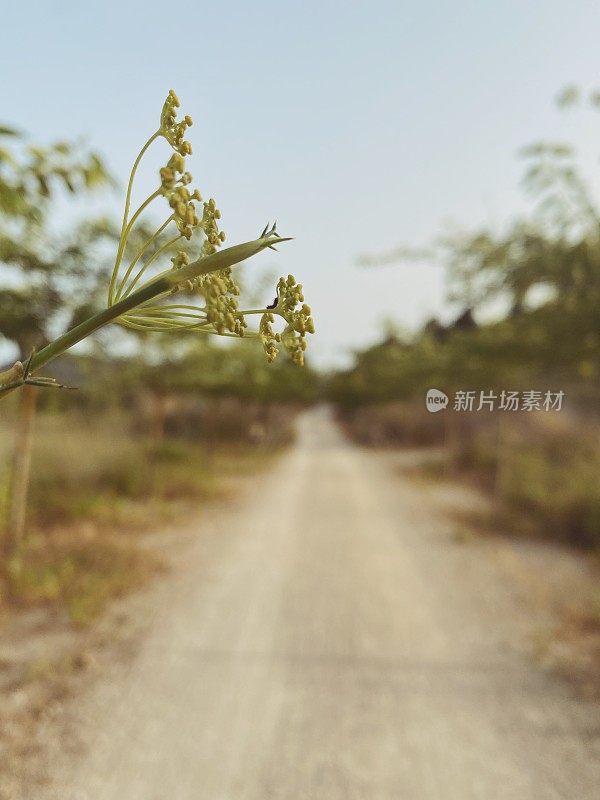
[163,233,292,290]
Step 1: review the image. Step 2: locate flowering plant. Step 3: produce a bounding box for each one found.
[0,91,314,398]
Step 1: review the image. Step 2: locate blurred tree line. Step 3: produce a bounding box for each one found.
[330,88,600,548]
[331,92,600,408]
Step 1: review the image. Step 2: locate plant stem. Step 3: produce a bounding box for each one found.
[108,131,160,304]
[0,233,285,400]
[114,217,174,302]
[31,278,170,374]
[119,234,180,301]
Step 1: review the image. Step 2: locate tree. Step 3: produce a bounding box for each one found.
[0,125,112,551]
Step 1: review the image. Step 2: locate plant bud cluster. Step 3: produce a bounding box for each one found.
[160,89,193,156]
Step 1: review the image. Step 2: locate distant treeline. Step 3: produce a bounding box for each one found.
[329,228,600,410]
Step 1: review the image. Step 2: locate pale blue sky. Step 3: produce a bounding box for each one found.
[2,1,600,365]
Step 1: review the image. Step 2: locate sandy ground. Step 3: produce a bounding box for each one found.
[5,407,600,799]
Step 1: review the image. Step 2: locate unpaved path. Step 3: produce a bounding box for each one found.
[27,409,600,798]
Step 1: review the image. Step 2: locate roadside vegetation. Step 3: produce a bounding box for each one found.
[0,367,312,625]
[331,87,600,552]
[0,361,315,626]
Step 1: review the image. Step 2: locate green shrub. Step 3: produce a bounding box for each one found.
[505,441,600,548]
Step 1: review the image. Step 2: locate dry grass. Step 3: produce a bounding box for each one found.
[338,401,444,447]
[343,403,600,549]
[553,600,600,698]
[4,530,164,626]
[0,407,282,625]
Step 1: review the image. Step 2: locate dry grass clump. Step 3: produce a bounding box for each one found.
[343,403,600,549]
[0,406,284,624]
[3,530,163,626]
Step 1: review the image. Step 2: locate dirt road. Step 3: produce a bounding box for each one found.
[32,408,599,799]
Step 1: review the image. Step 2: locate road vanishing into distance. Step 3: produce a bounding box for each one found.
[34,409,600,799]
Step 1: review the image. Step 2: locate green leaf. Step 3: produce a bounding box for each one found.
[0,125,21,137]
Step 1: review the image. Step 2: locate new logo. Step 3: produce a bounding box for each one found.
[426,389,449,413]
